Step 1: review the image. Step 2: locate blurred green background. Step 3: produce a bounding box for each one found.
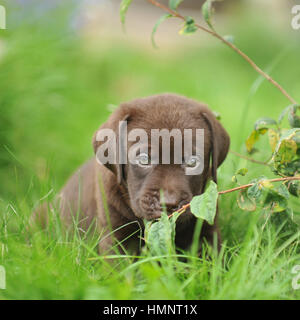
[0,0,300,299]
[1,0,299,200]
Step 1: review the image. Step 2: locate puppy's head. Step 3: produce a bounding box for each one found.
[93,94,230,221]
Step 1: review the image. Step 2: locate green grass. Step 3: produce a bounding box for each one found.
[0,1,300,299]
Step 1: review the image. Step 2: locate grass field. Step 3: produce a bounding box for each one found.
[0,1,300,299]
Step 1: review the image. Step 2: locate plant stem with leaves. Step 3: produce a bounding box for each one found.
[146,0,297,105]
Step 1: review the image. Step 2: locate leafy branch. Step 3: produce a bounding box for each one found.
[170,176,300,218]
[120,0,300,254]
[146,176,300,257]
[144,0,297,105]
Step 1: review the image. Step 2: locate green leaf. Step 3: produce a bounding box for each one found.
[276,183,290,200]
[213,111,221,120]
[169,0,183,10]
[232,168,248,183]
[245,128,268,153]
[278,105,293,124]
[120,0,133,27]
[236,168,248,176]
[276,139,298,163]
[260,179,274,190]
[223,34,235,44]
[288,105,300,128]
[264,189,288,213]
[179,16,197,35]
[202,0,214,30]
[280,128,300,140]
[190,181,218,225]
[287,180,300,197]
[247,182,263,200]
[151,14,172,48]
[268,129,280,152]
[244,178,292,212]
[260,182,291,213]
[269,209,299,233]
[254,117,277,131]
[237,189,256,212]
[294,131,300,147]
[270,129,300,174]
[169,211,181,245]
[272,160,300,177]
[278,104,300,126]
[144,212,174,256]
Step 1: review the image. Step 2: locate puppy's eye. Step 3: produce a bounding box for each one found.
[185,156,199,168]
[137,153,150,166]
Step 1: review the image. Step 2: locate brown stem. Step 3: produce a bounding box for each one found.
[218,176,300,195]
[169,177,300,217]
[229,150,270,166]
[146,0,297,105]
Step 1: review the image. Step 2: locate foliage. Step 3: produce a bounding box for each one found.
[120,0,300,254]
[144,211,176,256]
[0,0,300,299]
[190,181,218,225]
[151,14,172,47]
[120,0,133,27]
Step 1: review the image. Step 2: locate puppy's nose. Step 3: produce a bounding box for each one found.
[160,191,182,213]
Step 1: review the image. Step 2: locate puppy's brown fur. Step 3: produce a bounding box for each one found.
[35,94,230,255]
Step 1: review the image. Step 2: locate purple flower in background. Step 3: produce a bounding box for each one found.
[8,0,76,29]
[7,0,109,33]
[70,0,111,32]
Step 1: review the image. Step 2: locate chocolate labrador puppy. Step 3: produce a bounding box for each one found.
[36,93,230,255]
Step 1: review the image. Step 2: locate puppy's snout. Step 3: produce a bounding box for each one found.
[160,191,191,213]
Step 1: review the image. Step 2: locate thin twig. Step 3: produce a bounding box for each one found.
[147,0,297,105]
[229,150,270,166]
[218,176,300,195]
[169,176,300,217]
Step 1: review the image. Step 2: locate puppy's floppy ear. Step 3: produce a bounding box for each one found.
[93,114,130,185]
[202,112,230,183]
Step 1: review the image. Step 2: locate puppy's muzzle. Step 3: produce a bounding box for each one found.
[139,190,192,220]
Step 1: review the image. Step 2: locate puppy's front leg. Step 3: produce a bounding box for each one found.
[97,214,142,256]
